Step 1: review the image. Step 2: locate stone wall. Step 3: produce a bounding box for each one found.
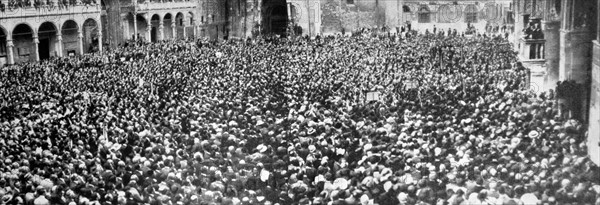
[198,0,230,40]
[590,40,600,165]
[103,0,124,49]
[320,0,385,35]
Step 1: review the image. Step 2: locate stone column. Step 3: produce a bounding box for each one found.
[287,3,292,22]
[559,0,596,83]
[192,20,197,39]
[159,21,164,41]
[98,18,103,53]
[147,22,152,42]
[133,14,138,40]
[587,0,600,166]
[181,23,187,40]
[542,20,560,89]
[33,35,40,62]
[57,34,63,57]
[98,33,103,53]
[172,21,177,40]
[598,0,600,42]
[78,32,84,54]
[245,0,253,38]
[6,39,14,65]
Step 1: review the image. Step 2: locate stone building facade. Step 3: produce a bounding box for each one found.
[400,0,513,33]
[0,0,102,66]
[0,0,206,66]
[0,0,517,66]
[222,0,513,39]
[511,0,598,165]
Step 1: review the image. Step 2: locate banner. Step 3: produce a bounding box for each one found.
[366,91,381,102]
[405,80,418,89]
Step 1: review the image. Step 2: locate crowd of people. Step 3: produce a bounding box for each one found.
[0,0,97,11]
[0,30,598,205]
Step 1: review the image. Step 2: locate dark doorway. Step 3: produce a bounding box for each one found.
[270,5,288,35]
[151,27,157,42]
[39,38,50,60]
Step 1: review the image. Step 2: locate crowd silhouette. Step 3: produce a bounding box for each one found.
[0,30,598,205]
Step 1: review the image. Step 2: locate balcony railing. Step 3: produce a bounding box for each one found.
[0,0,99,17]
[520,38,545,60]
[138,0,192,3]
[126,0,195,11]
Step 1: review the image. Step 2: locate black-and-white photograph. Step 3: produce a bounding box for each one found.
[0,0,599,204]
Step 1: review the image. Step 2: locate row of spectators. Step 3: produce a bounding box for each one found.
[0,30,598,205]
[0,0,97,11]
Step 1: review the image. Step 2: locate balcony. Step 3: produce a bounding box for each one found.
[519,38,545,61]
[0,0,100,18]
[123,0,196,11]
[519,38,547,93]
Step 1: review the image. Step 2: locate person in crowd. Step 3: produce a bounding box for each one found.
[0,29,598,205]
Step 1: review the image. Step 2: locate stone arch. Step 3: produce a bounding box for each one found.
[187,11,196,39]
[150,14,161,42]
[402,5,416,23]
[82,18,100,53]
[465,4,479,23]
[38,21,59,60]
[61,20,79,56]
[418,5,431,23]
[163,13,174,40]
[12,23,35,63]
[438,4,463,23]
[136,14,149,41]
[175,12,185,39]
[0,26,8,66]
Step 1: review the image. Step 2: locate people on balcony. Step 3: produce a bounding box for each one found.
[522,22,544,40]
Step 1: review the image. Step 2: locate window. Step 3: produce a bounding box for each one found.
[0,33,5,57]
[346,0,354,4]
[506,11,515,24]
[465,5,478,23]
[0,41,6,57]
[418,6,431,23]
[438,4,460,23]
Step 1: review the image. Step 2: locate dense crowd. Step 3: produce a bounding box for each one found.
[0,30,598,205]
[0,0,97,11]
